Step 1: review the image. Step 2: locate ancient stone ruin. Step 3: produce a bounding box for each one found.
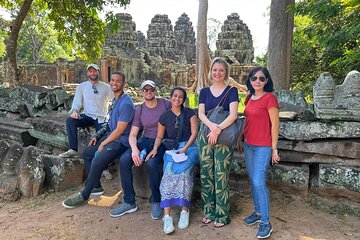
[215,13,254,64]
[174,13,196,64]
[0,71,359,203]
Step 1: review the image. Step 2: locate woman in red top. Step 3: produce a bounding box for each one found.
[237,67,280,239]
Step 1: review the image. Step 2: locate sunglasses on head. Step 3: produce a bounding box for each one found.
[142,87,155,93]
[92,85,98,94]
[250,76,266,82]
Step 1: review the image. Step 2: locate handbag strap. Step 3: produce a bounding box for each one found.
[216,85,233,108]
[174,107,185,145]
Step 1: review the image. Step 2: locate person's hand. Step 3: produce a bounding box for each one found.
[271,149,280,165]
[146,149,157,161]
[97,142,106,153]
[176,147,187,154]
[207,131,219,145]
[208,122,220,133]
[131,149,142,167]
[88,138,97,147]
[70,111,80,119]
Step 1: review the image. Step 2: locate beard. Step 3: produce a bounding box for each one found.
[88,74,99,81]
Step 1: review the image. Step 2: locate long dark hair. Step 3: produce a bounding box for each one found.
[246,67,274,95]
[170,87,187,107]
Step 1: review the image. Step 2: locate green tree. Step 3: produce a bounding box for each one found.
[0,0,130,86]
[291,0,360,95]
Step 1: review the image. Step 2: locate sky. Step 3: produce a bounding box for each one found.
[117,0,271,57]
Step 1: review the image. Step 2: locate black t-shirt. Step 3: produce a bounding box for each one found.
[158,107,196,142]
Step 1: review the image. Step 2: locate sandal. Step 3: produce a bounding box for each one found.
[213,222,225,228]
[201,217,213,224]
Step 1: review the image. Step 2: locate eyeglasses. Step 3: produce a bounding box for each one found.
[92,85,98,94]
[142,87,155,93]
[175,116,180,129]
[250,76,266,82]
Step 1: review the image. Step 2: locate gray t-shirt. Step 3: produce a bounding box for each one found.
[132,98,171,139]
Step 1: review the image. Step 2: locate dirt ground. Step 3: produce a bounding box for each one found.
[0,173,359,240]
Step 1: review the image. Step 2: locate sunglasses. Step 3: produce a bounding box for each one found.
[175,116,180,129]
[250,76,266,82]
[142,87,155,93]
[92,85,98,94]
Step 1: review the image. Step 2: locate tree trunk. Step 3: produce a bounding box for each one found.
[5,0,33,87]
[191,0,211,93]
[268,0,294,90]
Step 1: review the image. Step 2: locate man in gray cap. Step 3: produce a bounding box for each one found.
[59,63,113,169]
[111,80,170,220]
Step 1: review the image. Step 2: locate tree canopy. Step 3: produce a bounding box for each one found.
[291,0,359,95]
[0,0,130,85]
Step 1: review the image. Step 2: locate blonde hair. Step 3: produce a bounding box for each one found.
[208,57,230,82]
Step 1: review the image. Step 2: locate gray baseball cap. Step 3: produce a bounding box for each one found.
[86,63,100,71]
[140,80,156,89]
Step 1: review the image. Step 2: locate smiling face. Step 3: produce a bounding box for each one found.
[170,89,185,108]
[141,84,156,101]
[110,73,125,93]
[211,62,227,83]
[87,67,99,81]
[250,70,267,92]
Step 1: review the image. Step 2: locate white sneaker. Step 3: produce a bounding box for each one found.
[102,169,113,180]
[178,210,189,229]
[59,149,80,158]
[163,215,175,234]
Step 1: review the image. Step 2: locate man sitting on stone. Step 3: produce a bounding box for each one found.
[59,63,113,158]
[60,63,114,179]
[110,80,170,220]
[62,71,135,208]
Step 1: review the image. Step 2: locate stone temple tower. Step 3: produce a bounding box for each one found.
[215,13,254,64]
[174,13,196,64]
[146,14,176,60]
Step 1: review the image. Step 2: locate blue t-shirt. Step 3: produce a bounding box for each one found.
[107,93,135,147]
[199,86,239,113]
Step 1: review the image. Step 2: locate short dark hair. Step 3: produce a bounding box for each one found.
[170,87,187,107]
[112,71,125,82]
[246,67,274,95]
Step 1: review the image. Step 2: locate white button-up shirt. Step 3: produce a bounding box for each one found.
[70,80,113,123]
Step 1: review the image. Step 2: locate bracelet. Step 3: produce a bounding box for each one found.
[272,148,277,150]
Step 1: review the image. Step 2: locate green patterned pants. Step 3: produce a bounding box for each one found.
[198,131,233,225]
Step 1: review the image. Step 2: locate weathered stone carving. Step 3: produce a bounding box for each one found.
[147,14,176,60]
[313,70,360,121]
[215,13,254,64]
[105,13,139,54]
[0,141,45,201]
[174,13,196,64]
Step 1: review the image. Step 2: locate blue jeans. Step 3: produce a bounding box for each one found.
[81,136,128,199]
[243,142,272,223]
[66,114,102,151]
[119,137,165,205]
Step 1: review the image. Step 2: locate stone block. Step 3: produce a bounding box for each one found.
[315,164,360,203]
[0,117,37,146]
[118,163,152,199]
[42,155,84,192]
[278,139,360,159]
[230,151,247,176]
[279,121,360,140]
[268,162,309,194]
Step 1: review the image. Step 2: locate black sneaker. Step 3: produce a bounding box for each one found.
[62,193,87,209]
[90,187,104,196]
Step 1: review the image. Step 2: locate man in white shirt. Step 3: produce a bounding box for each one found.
[59,64,113,160]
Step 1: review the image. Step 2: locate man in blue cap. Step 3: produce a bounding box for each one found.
[59,64,113,164]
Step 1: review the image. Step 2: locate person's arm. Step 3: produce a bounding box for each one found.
[177,115,198,153]
[268,107,280,165]
[198,103,221,145]
[146,123,165,160]
[70,85,83,119]
[97,121,128,152]
[128,126,141,166]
